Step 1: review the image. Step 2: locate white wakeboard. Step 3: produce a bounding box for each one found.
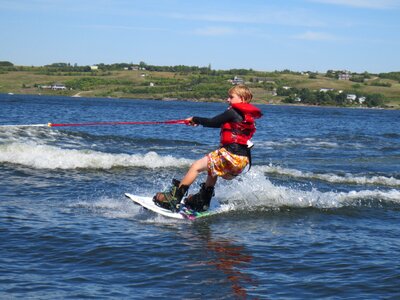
[125,193,219,220]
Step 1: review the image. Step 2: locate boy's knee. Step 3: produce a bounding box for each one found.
[192,157,207,168]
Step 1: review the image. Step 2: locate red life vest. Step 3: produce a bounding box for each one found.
[220,103,263,146]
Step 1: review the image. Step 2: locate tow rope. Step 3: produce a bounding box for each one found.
[0,119,189,128]
[47,119,189,127]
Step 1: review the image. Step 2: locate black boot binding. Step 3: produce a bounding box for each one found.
[184,183,214,212]
[153,179,189,212]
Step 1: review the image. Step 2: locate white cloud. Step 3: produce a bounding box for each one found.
[193,26,235,36]
[292,31,337,41]
[78,24,168,32]
[309,0,400,9]
[168,10,325,27]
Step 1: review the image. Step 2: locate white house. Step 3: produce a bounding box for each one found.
[346,94,357,101]
[358,96,366,104]
[52,83,67,90]
[230,76,244,85]
[320,88,334,92]
[339,71,351,80]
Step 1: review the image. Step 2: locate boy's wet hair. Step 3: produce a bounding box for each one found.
[229,84,253,103]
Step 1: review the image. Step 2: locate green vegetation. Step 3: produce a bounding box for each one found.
[0,61,14,67]
[281,88,385,107]
[0,62,399,109]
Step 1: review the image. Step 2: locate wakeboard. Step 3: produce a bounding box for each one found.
[124,193,218,220]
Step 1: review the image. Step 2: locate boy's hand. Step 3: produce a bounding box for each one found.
[185,117,197,126]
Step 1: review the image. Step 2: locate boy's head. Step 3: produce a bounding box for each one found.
[228,84,253,103]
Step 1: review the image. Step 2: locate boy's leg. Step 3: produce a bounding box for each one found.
[184,174,217,212]
[153,179,189,211]
[205,174,218,188]
[153,156,208,211]
[180,156,208,187]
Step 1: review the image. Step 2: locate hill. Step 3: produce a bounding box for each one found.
[0,63,399,109]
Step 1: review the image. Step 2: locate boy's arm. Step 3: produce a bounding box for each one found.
[192,109,242,128]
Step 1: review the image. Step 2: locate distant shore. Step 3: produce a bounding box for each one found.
[2,92,399,111]
[1,67,399,109]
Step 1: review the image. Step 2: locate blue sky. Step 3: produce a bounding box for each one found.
[1,0,399,73]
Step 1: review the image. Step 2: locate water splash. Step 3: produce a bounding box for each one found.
[255,165,400,187]
[217,169,400,210]
[0,142,192,169]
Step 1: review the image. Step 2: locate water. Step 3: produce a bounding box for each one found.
[1,94,399,299]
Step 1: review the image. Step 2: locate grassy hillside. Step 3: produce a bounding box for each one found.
[0,66,399,108]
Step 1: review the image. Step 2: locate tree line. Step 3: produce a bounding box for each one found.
[1,61,399,82]
[279,87,385,107]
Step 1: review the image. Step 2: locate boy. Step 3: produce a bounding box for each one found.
[153,84,263,212]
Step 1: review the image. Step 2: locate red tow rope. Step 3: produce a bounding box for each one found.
[47,119,189,127]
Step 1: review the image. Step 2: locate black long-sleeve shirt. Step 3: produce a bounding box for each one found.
[192,107,243,127]
[192,108,249,156]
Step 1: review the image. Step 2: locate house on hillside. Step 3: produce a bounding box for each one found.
[52,83,67,90]
[346,94,357,102]
[358,96,366,104]
[320,88,334,92]
[338,71,351,80]
[229,76,244,85]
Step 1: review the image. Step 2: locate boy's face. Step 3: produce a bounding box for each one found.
[227,92,243,105]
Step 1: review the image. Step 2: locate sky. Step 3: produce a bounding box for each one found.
[1,0,400,73]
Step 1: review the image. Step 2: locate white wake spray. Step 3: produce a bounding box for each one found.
[0,142,192,169]
[217,169,400,210]
[254,165,400,188]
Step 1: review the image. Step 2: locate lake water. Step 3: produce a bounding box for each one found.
[0,94,399,299]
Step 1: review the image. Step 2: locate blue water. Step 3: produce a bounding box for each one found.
[1,94,399,299]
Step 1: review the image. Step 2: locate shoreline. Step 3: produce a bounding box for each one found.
[1,92,398,110]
